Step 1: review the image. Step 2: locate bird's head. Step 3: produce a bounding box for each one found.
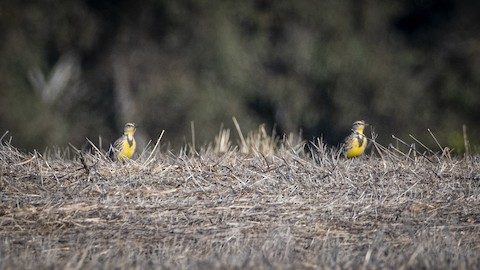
[124,123,137,135]
[351,120,367,133]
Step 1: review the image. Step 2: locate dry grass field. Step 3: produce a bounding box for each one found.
[1,127,479,269]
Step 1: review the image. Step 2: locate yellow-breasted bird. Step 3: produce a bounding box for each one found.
[108,123,137,161]
[344,120,368,158]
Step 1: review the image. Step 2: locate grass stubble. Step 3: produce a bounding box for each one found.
[0,126,479,269]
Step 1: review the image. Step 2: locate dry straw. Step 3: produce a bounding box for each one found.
[0,126,479,269]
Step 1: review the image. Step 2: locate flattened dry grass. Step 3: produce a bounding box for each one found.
[0,129,479,269]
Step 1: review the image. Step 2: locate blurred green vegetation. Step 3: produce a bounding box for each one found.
[1,0,480,153]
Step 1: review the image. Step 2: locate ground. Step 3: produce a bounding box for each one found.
[0,132,479,269]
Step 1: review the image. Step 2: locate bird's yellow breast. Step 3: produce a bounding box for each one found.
[119,135,136,160]
[346,135,367,158]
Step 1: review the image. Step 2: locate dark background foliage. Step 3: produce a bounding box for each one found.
[1,0,480,152]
